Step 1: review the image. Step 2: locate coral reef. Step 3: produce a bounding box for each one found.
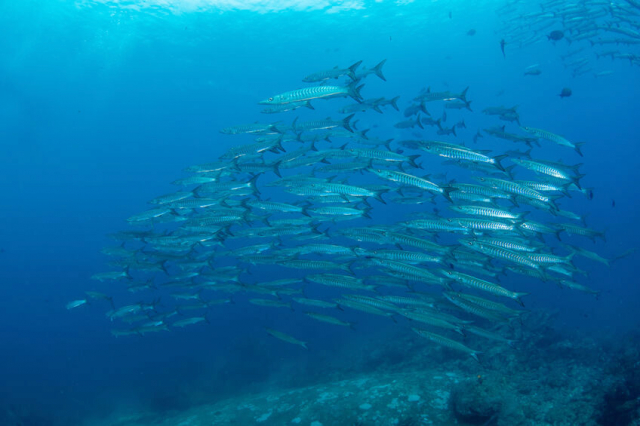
[85,311,640,426]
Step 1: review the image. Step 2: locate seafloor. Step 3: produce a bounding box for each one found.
[9,311,640,426]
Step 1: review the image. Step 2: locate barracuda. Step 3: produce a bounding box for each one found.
[420,144,507,171]
[356,248,444,265]
[454,293,524,317]
[474,176,551,203]
[521,126,585,156]
[259,82,364,105]
[342,294,398,311]
[460,238,542,270]
[401,310,465,335]
[306,274,376,292]
[334,299,396,320]
[449,205,525,220]
[440,270,528,306]
[304,312,354,328]
[475,237,541,252]
[511,158,584,189]
[443,292,510,323]
[449,218,519,233]
[303,60,362,83]
[403,218,468,233]
[412,328,481,361]
[370,168,443,193]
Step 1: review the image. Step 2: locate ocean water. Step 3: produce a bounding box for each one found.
[1,0,639,425]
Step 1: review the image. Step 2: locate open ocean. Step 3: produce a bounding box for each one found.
[1,1,640,425]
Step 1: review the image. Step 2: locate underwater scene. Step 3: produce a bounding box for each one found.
[2,0,640,425]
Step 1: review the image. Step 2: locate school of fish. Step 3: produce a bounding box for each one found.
[497,0,640,77]
[69,55,633,363]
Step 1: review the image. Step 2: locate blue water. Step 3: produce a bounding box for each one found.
[1,0,639,424]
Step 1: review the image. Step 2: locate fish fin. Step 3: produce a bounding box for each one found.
[419,101,430,116]
[347,82,365,103]
[459,86,469,102]
[347,60,363,80]
[371,59,387,81]
[515,293,529,307]
[342,114,355,132]
[389,96,400,111]
[492,154,508,172]
[408,155,422,169]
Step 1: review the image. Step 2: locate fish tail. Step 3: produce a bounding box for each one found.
[442,187,454,203]
[347,81,365,103]
[420,101,430,116]
[373,191,387,205]
[416,116,424,129]
[460,86,469,102]
[514,293,529,306]
[371,59,387,81]
[347,60,363,80]
[272,161,283,178]
[574,142,585,157]
[407,154,422,169]
[492,154,508,172]
[389,96,400,111]
[342,114,355,132]
[573,173,586,190]
[248,175,261,196]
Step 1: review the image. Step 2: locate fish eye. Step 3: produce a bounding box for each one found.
[377,169,381,172]
[268,97,273,101]
[467,241,473,246]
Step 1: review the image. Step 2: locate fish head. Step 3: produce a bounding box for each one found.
[459,238,477,248]
[259,96,278,105]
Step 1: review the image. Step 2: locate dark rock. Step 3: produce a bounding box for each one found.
[451,380,501,424]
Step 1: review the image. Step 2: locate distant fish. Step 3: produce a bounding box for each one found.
[303,60,362,83]
[547,30,564,41]
[559,87,572,98]
[354,59,387,82]
[66,299,87,310]
[520,126,584,156]
[467,29,476,36]
[265,328,308,349]
[524,65,541,76]
[412,328,481,362]
[500,39,506,57]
